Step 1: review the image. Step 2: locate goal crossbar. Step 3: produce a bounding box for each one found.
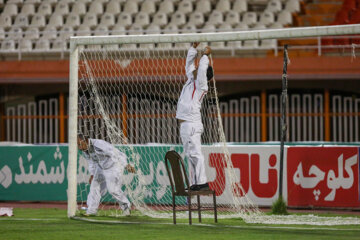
[70,24,360,47]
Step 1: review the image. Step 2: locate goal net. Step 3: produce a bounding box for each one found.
[68,25,360,225]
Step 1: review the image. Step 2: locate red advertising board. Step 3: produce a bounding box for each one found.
[287,147,360,207]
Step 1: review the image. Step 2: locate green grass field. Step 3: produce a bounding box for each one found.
[0,208,360,240]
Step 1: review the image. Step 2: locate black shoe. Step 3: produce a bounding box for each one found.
[189,185,199,191]
[197,183,210,190]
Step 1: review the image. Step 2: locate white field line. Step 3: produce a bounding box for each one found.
[70,217,360,231]
[0,218,60,221]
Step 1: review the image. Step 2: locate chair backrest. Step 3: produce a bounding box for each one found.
[165,151,189,195]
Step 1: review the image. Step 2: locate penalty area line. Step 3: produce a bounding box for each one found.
[71,217,360,231]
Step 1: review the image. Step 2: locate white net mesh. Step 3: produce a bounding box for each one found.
[74,41,360,225]
[76,43,260,219]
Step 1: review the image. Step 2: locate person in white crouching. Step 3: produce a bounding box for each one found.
[176,42,213,191]
[78,134,136,216]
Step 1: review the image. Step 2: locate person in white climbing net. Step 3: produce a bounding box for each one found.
[176,42,214,191]
[77,134,136,216]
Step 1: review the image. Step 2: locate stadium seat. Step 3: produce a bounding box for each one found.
[201,23,216,33]
[88,1,104,16]
[208,10,224,27]
[234,22,249,30]
[82,13,98,29]
[35,38,50,51]
[126,24,143,49]
[0,27,5,40]
[195,0,211,15]
[1,39,16,51]
[14,14,29,28]
[100,12,115,28]
[225,11,240,27]
[112,24,126,35]
[152,12,168,28]
[37,2,52,16]
[218,22,232,32]
[43,0,58,6]
[242,12,257,27]
[261,39,277,49]
[76,25,91,36]
[58,26,74,40]
[71,2,86,16]
[30,14,46,28]
[94,26,108,36]
[105,0,121,15]
[159,23,178,48]
[24,27,39,39]
[216,0,231,13]
[123,1,139,16]
[177,0,193,15]
[285,0,300,13]
[8,0,23,4]
[140,0,156,15]
[277,10,292,25]
[146,24,161,35]
[19,39,33,51]
[163,23,179,34]
[8,27,23,39]
[2,4,18,17]
[54,1,70,15]
[20,3,35,16]
[158,0,175,16]
[269,22,284,29]
[243,24,265,48]
[24,0,41,4]
[259,11,274,26]
[181,23,197,34]
[265,0,282,13]
[188,12,204,28]
[0,15,12,29]
[170,11,186,27]
[64,13,80,28]
[78,0,92,4]
[116,13,132,28]
[134,12,150,28]
[128,24,144,35]
[141,25,159,49]
[41,26,57,39]
[48,14,64,29]
[52,39,67,50]
[232,0,248,14]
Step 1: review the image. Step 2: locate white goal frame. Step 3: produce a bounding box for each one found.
[68,24,360,218]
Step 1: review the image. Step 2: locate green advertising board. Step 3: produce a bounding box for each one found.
[0,145,184,203]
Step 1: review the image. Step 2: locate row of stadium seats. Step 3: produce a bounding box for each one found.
[0,9,294,32]
[0,37,277,51]
[1,0,301,18]
[0,0,300,29]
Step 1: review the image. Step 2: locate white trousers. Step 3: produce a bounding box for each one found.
[86,163,130,214]
[180,121,207,185]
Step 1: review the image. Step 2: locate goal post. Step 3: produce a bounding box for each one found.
[68,24,360,221]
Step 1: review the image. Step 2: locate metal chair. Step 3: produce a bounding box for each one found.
[164,150,217,225]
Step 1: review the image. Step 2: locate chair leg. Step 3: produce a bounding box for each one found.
[172,195,176,224]
[197,195,201,223]
[188,195,192,225]
[213,192,217,223]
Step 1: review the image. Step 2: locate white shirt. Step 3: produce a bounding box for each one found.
[82,139,127,175]
[176,47,209,123]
